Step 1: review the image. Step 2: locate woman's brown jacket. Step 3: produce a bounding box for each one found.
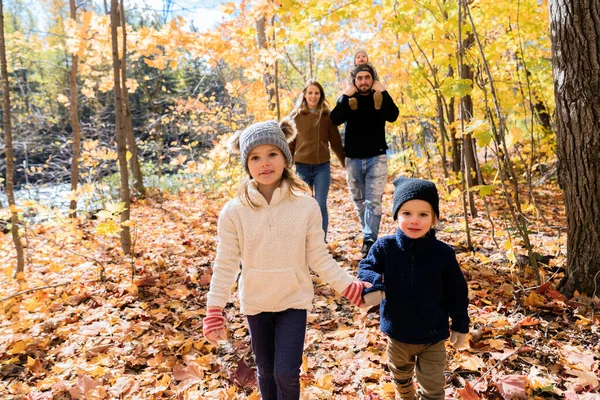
[289,105,345,168]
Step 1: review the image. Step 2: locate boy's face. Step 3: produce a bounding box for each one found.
[354,51,368,66]
[397,199,437,239]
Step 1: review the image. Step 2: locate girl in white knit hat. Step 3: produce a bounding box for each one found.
[203,119,370,399]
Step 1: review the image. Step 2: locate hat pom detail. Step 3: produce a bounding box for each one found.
[279,118,297,142]
[227,130,242,154]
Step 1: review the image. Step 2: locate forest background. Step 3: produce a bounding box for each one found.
[0,0,598,398]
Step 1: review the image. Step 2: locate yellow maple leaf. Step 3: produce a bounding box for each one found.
[314,372,334,389]
[8,340,27,355]
[95,220,121,236]
[528,367,554,390]
[524,291,545,307]
[489,338,506,350]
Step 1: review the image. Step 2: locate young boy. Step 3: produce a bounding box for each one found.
[358,177,470,400]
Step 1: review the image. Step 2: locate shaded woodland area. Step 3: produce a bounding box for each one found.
[0,0,598,398]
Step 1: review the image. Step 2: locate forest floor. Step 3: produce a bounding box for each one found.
[0,163,598,399]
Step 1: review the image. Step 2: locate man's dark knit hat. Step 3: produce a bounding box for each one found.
[392,177,440,221]
[351,64,375,84]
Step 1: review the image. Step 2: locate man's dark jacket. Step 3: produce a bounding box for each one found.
[330,90,399,159]
[359,228,470,344]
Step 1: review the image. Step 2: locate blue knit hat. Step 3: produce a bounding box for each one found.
[392,177,440,220]
[230,119,296,173]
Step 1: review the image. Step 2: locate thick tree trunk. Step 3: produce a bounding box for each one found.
[0,0,25,275]
[68,0,82,217]
[110,0,131,255]
[549,0,600,297]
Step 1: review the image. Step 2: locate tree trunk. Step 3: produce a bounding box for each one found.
[68,0,82,217]
[0,0,25,276]
[549,0,600,297]
[460,64,478,186]
[256,16,276,112]
[459,33,478,218]
[448,97,461,173]
[110,0,131,255]
[119,0,145,196]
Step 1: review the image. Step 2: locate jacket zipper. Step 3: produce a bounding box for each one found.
[317,117,321,162]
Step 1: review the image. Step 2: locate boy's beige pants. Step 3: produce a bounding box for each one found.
[387,337,446,400]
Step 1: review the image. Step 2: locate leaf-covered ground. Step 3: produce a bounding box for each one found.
[0,164,598,399]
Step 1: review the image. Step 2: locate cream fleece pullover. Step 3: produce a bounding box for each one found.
[207,181,354,316]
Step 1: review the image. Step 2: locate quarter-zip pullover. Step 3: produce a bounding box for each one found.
[207,180,354,316]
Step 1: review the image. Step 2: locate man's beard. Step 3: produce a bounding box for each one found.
[358,86,372,95]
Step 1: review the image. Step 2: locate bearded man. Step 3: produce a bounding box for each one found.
[330,64,399,257]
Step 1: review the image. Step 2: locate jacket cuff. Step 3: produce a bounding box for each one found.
[363,283,384,296]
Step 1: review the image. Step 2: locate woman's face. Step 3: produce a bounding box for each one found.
[304,85,321,109]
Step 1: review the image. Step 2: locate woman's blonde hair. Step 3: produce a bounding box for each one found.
[288,80,330,126]
[237,165,311,208]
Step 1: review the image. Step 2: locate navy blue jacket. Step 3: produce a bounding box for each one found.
[359,228,469,344]
[330,90,399,159]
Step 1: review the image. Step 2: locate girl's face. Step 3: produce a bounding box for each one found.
[397,199,437,239]
[304,85,321,109]
[247,144,286,190]
[354,51,368,66]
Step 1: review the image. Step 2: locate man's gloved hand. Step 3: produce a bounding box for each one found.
[203,306,227,345]
[363,290,385,306]
[343,281,373,307]
[449,331,468,349]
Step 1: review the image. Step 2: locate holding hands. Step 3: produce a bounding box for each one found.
[363,290,385,306]
[203,306,228,345]
[343,281,373,308]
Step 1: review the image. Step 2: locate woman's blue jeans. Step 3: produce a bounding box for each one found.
[295,162,331,238]
[246,309,307,400]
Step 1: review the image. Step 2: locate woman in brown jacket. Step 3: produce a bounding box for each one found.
[288,80,345,239]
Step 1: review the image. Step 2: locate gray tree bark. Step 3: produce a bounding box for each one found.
[0,0,25,275]
[68,0,82,217]
[549,0,600,297]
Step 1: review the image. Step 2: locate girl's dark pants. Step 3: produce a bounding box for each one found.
[246,308,307,400]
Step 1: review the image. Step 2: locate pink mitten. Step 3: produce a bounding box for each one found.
[342,281,372,308]
[203,306,227,345]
